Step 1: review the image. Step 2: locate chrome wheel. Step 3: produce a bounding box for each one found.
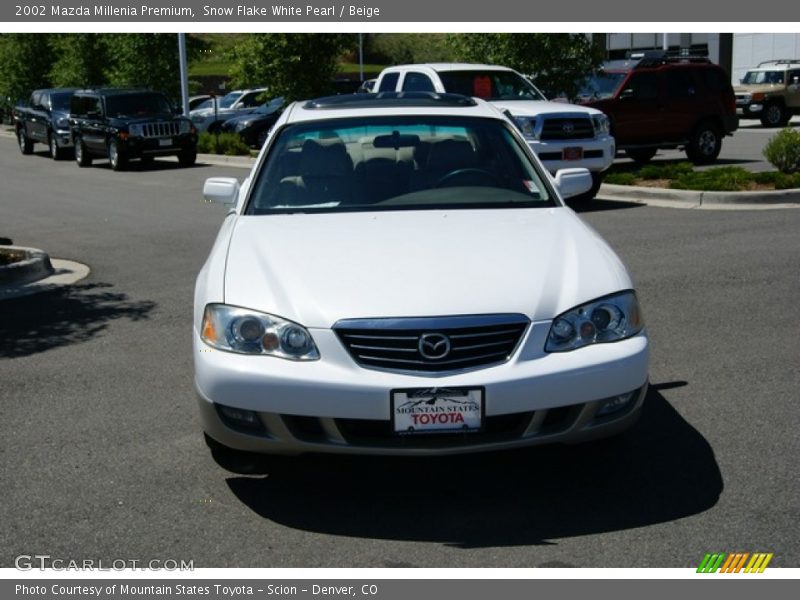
[697,130,717,157]
[49,134,58,159]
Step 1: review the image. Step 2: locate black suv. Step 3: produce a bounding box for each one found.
[578,52,738,164]
[70,88,197,171]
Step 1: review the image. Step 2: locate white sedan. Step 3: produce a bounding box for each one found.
[194,92,649,464]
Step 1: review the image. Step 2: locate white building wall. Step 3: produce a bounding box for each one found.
[731,33,800,83]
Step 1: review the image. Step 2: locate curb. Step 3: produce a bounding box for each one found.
[599,183,800,208]
[0,258,90,301]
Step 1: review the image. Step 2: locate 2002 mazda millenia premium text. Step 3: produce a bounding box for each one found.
[194,92,649,462]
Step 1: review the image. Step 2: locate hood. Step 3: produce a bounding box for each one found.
[108,114,179,126]
[223,208,631,328]
[490,100,604,117]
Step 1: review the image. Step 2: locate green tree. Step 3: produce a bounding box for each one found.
[49,34,109,88]
[370,34,456,65]
[0,34,54,105]
[228,34,351,101]
[104,34,204,98]
[447,33,604,100]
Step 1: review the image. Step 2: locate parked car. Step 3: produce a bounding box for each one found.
[14,88,79,159]
[375,63,616,200]
[578,52,738,164]
[70,88,197,171]
[358,78,377,93]
[734,59,800,127]
[189,88,269,133]
[220,97,284,148]
[188,94,213,111]
[194,92,649,465]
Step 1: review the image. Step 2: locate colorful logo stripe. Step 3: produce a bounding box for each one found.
[697,553,773,573]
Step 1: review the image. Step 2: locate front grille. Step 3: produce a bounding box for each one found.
[140,121,180,138]
[540,116,594,140]
[334,314,529,373]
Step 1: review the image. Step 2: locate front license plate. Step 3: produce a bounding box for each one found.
[392,387,484,435]
[158,137,172,147]
[562,147,584,161]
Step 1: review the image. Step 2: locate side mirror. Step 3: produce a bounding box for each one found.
[204,177,240,206]
[554,168,593,199]
[174,105,184,115]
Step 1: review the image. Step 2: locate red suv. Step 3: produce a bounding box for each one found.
[578,52,738,165]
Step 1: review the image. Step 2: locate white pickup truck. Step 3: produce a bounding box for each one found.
[374,64,615,199]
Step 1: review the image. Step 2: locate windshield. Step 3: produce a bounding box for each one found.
[246,116,554,215]
[438,71,547,101]
[578,72,628,100]
[50,92,73,111]
[105,93,173,118]
[742,70,784,84]
[218,91,243,109]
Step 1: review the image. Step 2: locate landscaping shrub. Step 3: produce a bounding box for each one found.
[763,128,800,173]
[604,172,637,185]
[638,162,693,180]
[669,167,753,191]
[196,132,250,156]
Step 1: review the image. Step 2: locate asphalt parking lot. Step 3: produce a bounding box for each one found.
[1,135,798,568]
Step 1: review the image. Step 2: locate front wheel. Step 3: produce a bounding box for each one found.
[108,139,127,171]
[49,133,64,160]
[760,102,789,128]
[625,148,656,164]
[685,122,722,165]
[178,148,197,167]
[17,128,33,155]
[74,136,92,167]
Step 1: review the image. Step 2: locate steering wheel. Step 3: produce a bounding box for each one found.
[435,168,498,188]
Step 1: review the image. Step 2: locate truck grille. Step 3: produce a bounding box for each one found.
[140,122,180,138]
[540,116,594,140]
[334,314,529,373]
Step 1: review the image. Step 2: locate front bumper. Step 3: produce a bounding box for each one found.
[54,128,73,148]
[120,133,197,158]
[194,323,649,456]
[736,101,763,118]
[529,135,616,174]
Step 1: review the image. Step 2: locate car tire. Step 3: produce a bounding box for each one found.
[17,128,33,155]
[48,132,64,160]
[571,171,604,203]
[178,148,197,167]
[107,139,127,171]
[686,121,722,165]
[203,434,271,475]
[74,136,92,167]
[625,148,656,164]
[760,102,789,128]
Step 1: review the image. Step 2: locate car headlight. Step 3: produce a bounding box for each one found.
[234,120,249,132]
[191,114,206,123]
[179,120,191,134]
[512,116,539,140]
[129,124,143,137]
[55,116,70,129]
[739,93,752,103]
[592,114,611,135]
[545,291,643,352]
[200,304,320,360]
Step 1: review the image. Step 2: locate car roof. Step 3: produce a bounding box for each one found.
[34,88,80,94]
[385,63,516,73]
[283,92,505,124]
[74,88,166,97]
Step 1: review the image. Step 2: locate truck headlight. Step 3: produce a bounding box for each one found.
[55,116,70,129]
[545,291,643,352]
[129,124,143,137]
[179,120,191,134]
[592,114,611,135]
[512,116,539,140]
[200,304,320,360]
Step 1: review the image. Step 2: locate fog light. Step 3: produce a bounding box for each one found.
[216,404,266,434]
[596,391,637,417]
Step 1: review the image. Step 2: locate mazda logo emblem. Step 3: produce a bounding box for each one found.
[418,333,451,360]
[562,122,575,134]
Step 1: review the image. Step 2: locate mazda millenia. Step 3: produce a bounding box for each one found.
[194,92,649,462]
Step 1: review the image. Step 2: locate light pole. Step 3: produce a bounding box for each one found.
[178,33,189,116]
